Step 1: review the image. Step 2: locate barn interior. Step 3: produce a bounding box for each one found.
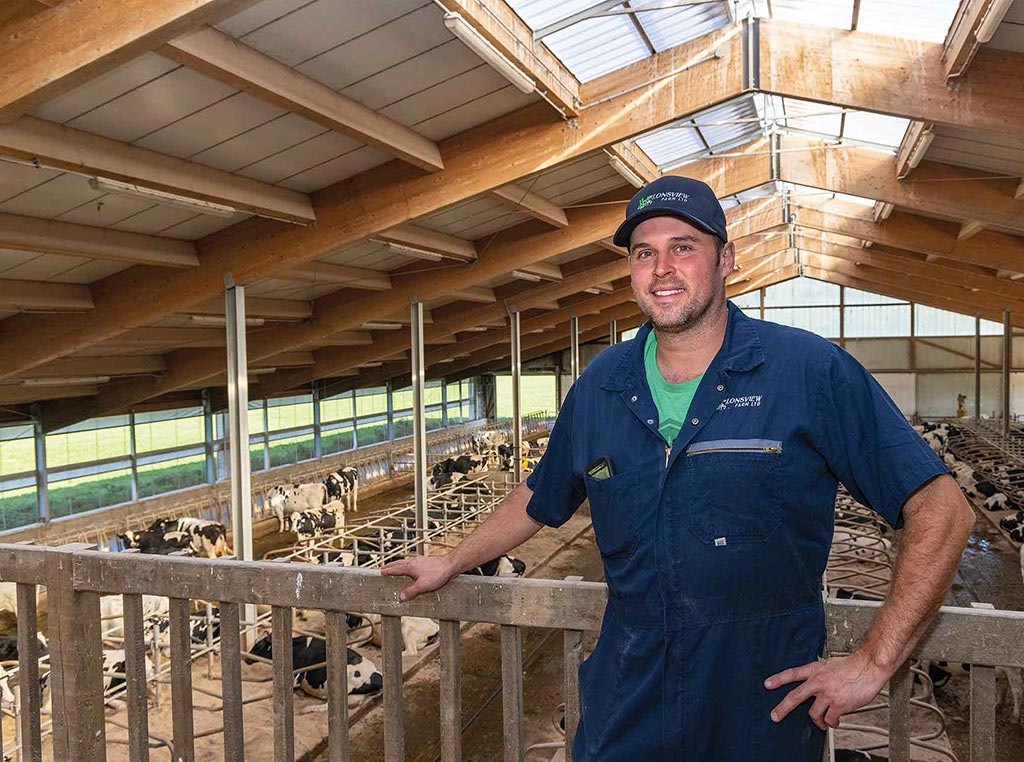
[0,0,1023,760]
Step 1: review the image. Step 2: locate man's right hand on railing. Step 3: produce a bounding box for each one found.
[380,555,458,601]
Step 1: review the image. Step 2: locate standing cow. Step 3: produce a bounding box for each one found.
[267,483,328,530]
[324,466,359,512]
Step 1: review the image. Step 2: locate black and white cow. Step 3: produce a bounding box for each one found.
[283,505,341,541]
[471,430,506,456]
[983,493,1019,512]
[246,634,382,699]
[101,649,156,708]
[0,664,15,715]
[1000,510,1024,543]
[117,528,193,555]
[267,483,328,530]
[146,517,231,558]
[465,554,527,578]
[429,454,485,490]
[325,466,359,512]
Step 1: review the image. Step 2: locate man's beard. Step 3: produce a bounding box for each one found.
[634,277,726,335]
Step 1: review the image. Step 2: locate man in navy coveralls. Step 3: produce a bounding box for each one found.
[384,176,975,760]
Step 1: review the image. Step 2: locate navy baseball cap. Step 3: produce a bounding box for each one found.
[613,175,728,248]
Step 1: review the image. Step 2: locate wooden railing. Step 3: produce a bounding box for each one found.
[1,544,1020,761]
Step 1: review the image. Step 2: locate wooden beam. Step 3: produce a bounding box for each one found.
[25,355,166,378]
[375,224,477,262]
[491,184,568,228]
[759,19,1024,133]
[958,220,987,240]
[162,27,444,172]
[778,135,1024,234]
[792,203,1024,275]
[0,212,198,268]
[0,280,93,311]
[100,327,230,349]
[0,117,315,224]
[277,262,391,291]
[0,384,98,405]
[436,0,580,117]
[1016,179,1024,201]
[0,0,255,122]
[187,297,311,321]
[450,286,497,304]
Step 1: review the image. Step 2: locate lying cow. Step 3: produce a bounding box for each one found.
[283,505,342,542]
[983,493,1020,512]
[325,466,359,512]
[118,529,192,556]
[366,613,439,655]
[267,483,328,530]
[465,554,527,578]
[429,454,485,490]
[1000,510,1024,542]
[146,517,231,558]
[246,634,382,699]
[102,648,156,710]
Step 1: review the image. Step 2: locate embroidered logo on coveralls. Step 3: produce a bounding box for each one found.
[716,395,763,411]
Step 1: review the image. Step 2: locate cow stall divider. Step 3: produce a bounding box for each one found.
[1,542,1023,762]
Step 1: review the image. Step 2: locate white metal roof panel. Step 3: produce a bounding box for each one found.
[986,0,1024,52]
[856,0,963,42]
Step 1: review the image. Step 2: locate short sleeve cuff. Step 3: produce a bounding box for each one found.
[877,448,952,530]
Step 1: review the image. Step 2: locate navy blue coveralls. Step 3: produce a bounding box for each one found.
[525,302,948,761]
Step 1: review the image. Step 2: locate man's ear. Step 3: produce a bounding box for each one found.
[719,240,736,279]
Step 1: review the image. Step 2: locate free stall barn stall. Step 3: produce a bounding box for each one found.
[0,0,1023,759]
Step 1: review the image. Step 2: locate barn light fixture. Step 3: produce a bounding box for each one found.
[583,287,602,294]
[89,177,237,218]
[370,239,446,262]
[187,315,265,327]
[906,130,934,170]
[510,270,542,282]
[360,321,405,330]
[976,0,1014,43]
[443,13,536,94]
[23,376,109,386]
[608,156,645,188]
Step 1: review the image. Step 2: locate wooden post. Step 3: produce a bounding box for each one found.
[887,661,912,762]
[45,543,105,761]
[219,601,245,761]
[381,616,405,762]
[170,597,195,762]
[500,625,525,762]
[439,619,462,762]
[16,583,42,762]
[272,606,294,762]
[122,593,150,762]
[325,610,350,762]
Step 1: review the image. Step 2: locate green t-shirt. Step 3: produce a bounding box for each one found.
[644,331,704,445]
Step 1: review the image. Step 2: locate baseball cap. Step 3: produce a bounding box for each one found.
[613,175,728,248]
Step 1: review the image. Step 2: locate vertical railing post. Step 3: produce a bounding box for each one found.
[887,661,913,762]
[510,307,522,484]
[351,390,359,450]
[312,380,323,460]
[225,275,256,642]
[45,543,105,761]
[31,404,48,525]
[569,315,580,382]
[1003,307,1012,433]
[411,296,428,550]
[128,411,139,501]
[202,389,216,484]
[975,316,982,420]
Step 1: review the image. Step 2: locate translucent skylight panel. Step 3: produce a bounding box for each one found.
[782,98,843,138]
[542,14,650,80]
[635,126,707,167]
[769,0,855,29]
[856,0,962,42]
[632,0,730,51]
[695,96,762,149]
[507,0,613,30]
[842,111,910,149]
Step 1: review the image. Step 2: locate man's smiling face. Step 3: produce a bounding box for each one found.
[628,215,735,334]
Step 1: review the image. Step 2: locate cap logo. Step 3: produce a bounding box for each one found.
[637,191,689,211]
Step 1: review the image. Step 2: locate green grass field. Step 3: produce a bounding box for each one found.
[494,375,558,419]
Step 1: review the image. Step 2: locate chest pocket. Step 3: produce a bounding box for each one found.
[584,470,639,558]
[684,439,783,544]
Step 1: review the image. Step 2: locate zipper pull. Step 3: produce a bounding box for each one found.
[664,444,671,469]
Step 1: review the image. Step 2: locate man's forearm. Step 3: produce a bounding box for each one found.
[444,482,544,575]
[858,475,974,672]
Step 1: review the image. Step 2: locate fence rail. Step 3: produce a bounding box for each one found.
[1,543,1022,761]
